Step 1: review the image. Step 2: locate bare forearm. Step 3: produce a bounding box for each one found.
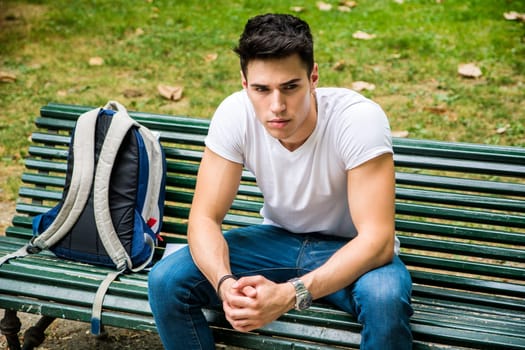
[186,148,243,289]
[302,233,394,300]
[188,218,231,288]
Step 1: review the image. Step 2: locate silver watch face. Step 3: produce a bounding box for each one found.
[289,278,312,310]
[297,292,312,310]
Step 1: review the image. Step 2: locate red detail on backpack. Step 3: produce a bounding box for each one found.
[147,217,157,228]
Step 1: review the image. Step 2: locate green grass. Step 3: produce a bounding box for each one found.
[0,0,524,199]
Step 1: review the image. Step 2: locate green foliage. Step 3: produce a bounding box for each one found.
[0,0,524,168]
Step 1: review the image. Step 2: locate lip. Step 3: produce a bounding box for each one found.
[267,119,290,129]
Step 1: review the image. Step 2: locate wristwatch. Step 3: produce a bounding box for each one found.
[288,277,312,311]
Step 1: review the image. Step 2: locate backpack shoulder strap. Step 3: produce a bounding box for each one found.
[137,126,164,233]
[93,101,138,271]
[31,107,99,250]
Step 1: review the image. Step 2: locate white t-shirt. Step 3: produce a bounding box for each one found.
[205,87,393,240]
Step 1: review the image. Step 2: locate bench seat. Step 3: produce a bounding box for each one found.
[1,103,524,349]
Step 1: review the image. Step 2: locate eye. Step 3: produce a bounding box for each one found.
[283,84,298,91]
[253,86,269,93]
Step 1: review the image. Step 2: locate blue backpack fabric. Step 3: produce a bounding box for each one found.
[31,107,165,269]
[0,101,166,335]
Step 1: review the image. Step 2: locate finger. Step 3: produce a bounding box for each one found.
[227,315,259,332]
[229,296,256,310]
[234,275,263,289]
[241,285,257,297]
[223,303,254,330]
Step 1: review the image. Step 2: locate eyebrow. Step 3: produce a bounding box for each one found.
[249,78,302,89]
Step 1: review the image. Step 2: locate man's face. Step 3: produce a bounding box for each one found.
[242,54,319,151]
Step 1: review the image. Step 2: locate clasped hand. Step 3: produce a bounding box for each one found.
[221,275,294,332]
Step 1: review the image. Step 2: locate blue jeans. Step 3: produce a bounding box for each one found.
[148,225,413,350]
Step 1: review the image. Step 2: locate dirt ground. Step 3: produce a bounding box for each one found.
[0,313,166,350]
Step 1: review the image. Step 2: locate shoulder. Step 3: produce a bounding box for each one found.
[317,88,384,117]
[316,88,392,169]
[214,90,251,114]
[210,90,252,130]
[317,88,388,133]
[206,90,255,165]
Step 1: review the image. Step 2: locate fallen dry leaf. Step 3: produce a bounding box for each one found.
[351,81,376,91]
[204,53,218,63]
[352,31,376,40]
[317,2,332,11]
[340,1,357,8]
[496,124,510,134]
[391,130,410,138]
[0,71,16,83]
[504,11,525,22]
[158,84,183,101]
[332,60,346,71]
[123,89,144,98]
[394,0,404,3]
[135,28,145,36]
[424,106,448,115]
[338,6,352,12]
[458,63,482,78]
[88,57,104,66]
[290,6,305,12]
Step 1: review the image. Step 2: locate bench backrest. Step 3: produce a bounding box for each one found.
[10,103,525,314]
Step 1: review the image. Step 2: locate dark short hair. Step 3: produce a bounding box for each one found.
[234,13,314,78]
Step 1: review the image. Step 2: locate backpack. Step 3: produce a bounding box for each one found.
[0,101,166,335]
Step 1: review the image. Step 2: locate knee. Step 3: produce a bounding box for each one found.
[148,257,177,305]
[354,260,413,316]
[148,248,194,303]
[148,258,169,293]
[365,280,411,312]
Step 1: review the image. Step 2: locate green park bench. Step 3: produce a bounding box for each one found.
[0,103,524,349]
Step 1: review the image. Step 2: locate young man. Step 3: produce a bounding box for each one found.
[149,13,413,350]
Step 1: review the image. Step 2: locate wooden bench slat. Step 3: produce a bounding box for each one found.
[396,219,525,245]
[18,187,62,202]
[206,308,363,349]
[0,293,158,332]
[410,260,525,297]
[21,173,65,187]
[399,235,524,261]
[403,253,524,280]
[212,329,350,350]
[396,172,525,197]
[393,138,525,164]
[411,280,524,310]
[410,323,525,350]
[30,133,70,147]
[28,145,67,159]
[413,295,524,321]
[396,202,525,228]
[394,153,525,177]
[397,186,525,212]
[24,158,66,173]
[412,311,523,339]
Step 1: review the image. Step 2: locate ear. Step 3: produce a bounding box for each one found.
[241,70,247,89]
[310,63,319,89]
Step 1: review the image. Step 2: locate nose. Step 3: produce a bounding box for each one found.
[270,90,286,114]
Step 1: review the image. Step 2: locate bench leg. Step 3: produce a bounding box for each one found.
[0,309,21,350]
[21,315,55,350]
